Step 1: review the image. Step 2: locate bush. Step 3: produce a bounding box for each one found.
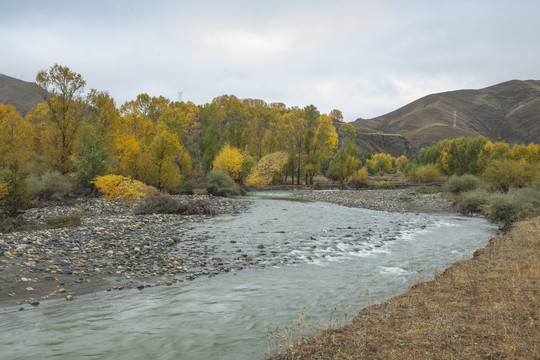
[455,189,489,215]
[134,191,217,215]
[349,167,369,188]
[176,177,197,195]
[482,159,538,192]
[45,212,84,229]
[407,165,442,183]
[206,170,240,197]
[93,175,156,204]
[134,191,179,214]
[27,170,73,200]
[508,187,540,220]
[0,215,29,233]
[374,180,390,188]
[484,195,519,227]
[444,174,482,194]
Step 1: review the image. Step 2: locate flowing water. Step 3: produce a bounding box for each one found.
[0,192,497,359]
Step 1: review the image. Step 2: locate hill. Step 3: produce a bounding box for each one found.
[0,73,46,116]
[353,80,540,153]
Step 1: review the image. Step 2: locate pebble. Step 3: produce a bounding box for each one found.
[1,196,253,292]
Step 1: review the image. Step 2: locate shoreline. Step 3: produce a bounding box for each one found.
[0,188,454,310]
[0,195,251,309]
[268,216,540,359]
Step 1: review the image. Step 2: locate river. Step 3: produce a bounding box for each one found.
[0,192,497,359]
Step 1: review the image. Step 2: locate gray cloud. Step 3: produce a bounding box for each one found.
[1,0,539,121]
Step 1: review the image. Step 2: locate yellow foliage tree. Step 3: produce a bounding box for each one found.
[395,155,409,173]
[509,143,540,163]
[350,167,369,186]
[146,125,183,190]
[26,103,51,155]
[212,145,244,179]
[36,64,86,173]
[245,151,289,186]
[92,175,156,204]
[0,104,34,165]
[112,135,141,178]
[367,153,393,173]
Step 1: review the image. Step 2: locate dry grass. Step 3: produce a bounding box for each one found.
[268,217,540,359]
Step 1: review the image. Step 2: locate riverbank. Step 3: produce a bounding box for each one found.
[290,187,454,213]
[0,188,454,309]
[268,216,540,359]
[0,195,251,309]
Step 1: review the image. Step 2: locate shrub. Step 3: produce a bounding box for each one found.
[0,215,29,233]
[27,170,73,200]
[349,167,369,188]
[508,187,540,220]
[134,191,217,215]
[374,180,390,188]
[176,177,197,195]
[206,170,240,197]
[92,175,156,204]
[482,159,538,192]
[484,195,519,228]
[407,165,441,183]
[444,174,482,194]
[455,189,489,215]
[246,152,289,187]
[133,191,179,214]
[45,212,84,229]
[176,198,218,215]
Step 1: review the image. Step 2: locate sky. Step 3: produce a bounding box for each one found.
[1,0,539,121]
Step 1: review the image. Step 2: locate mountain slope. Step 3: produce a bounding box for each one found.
[353,80,540,152]
[0,73,45,116]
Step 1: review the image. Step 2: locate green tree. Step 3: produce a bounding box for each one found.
[72,124,110,190]
[1,160,31,216]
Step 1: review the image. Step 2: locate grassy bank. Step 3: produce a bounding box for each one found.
[268,216,540,359]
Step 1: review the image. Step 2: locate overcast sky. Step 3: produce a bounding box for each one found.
[1,0,539,121]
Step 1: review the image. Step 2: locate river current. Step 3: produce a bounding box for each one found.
[0,192,496,359]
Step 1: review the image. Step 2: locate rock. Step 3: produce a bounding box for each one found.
[66,295,74,301]
[30,300,40,306]
[26,287,34,291]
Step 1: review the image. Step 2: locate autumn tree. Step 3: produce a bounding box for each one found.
[86,89,121,144]
[145,124,184,190]
[119,98,154,146]
[112,135,141,178]
[280,109,307,184]
[212,145,244,180]
[245,151,289,186]
[0,104,33,166]
[367,153,393,174]
[36,64,86,173]
[329,109,344,122]
[305,114,338,184]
